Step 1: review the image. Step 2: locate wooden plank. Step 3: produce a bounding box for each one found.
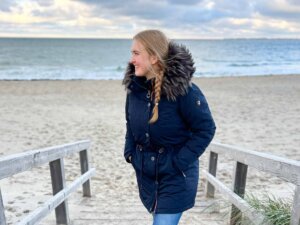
[203,170,270,225]
[206,151,218,198]
[208,142,300,185]
[0,188,6,225]
[79,150,91,197]
[230,162,248,225]
[0,140,90,180]
[291,185,300,225]
[18,168,95,225]
[49,158,69,225]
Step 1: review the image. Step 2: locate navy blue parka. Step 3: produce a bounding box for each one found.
[123,42,216,214]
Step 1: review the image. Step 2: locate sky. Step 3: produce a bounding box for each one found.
[0,0,300,39]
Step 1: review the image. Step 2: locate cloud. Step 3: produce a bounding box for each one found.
[254,0,300,22]
[75,0,252,25]
[76,0,172,21]
[35,0,54,7]
[166,0,203,5]
[0,0,299,38]
[0,0,17,12]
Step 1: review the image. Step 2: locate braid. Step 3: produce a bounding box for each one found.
[133,30,169,123]
[149,69,164,124]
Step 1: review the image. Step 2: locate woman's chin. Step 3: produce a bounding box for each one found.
[135,73,145,77]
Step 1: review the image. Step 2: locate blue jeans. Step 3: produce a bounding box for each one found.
[152,212,183,225]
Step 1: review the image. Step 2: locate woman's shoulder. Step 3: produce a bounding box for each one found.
[190,82,203,93]
[176,82,208,108]
[181,82,204,99]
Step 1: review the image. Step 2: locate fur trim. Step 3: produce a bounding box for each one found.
[122,41,195,101]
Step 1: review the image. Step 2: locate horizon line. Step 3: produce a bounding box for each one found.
[0,36,300,41]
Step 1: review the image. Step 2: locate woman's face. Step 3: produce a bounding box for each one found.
[130,40,156,78]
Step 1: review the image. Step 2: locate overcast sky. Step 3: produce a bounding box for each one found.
[0,0,300,39]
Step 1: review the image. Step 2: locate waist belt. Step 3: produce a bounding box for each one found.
[136,143,165,152]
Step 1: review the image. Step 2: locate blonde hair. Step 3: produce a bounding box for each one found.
[133,30,169,123]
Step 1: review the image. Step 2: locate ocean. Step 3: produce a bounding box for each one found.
[0,38,300,80]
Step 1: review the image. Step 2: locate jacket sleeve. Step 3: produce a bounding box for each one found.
[124,94,136,163]
[173,85,216,172]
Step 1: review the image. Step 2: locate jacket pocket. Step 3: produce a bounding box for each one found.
[158,148,181,176]
[142,151,157,179]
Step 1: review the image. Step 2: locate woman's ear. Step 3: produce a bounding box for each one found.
[150,55,158,65]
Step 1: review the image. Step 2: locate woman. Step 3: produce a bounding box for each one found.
[123,30,216,225]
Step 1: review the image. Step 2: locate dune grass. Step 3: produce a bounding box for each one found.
[245,193,291,225]
[202,193,292,225]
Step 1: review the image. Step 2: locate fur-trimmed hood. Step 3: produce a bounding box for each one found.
[122,41,196,101]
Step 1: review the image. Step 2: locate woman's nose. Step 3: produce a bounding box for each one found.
[130,56,135,64]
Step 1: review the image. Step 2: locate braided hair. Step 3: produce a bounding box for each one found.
[133,30,169,123]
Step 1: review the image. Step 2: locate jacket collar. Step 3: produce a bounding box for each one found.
[126,74,154,93]
[122,41,195,101]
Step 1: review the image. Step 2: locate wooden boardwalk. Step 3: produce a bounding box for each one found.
[3,141,299,224]
[0,140,227,225]
[40,183,226,225]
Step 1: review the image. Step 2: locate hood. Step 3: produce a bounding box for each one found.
[122,41,196,101]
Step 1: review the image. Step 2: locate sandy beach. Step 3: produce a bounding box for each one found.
[0,75,299,224]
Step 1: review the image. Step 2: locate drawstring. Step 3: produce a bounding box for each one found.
[137,144,144,188]
[155,152,160,184]
[153,152,160,212]
[153,147,164,213]
[140,152,144,184]
[137,144,164,213]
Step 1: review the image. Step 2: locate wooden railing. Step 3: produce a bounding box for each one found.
[204,142,300,225]
[0,140,96,225]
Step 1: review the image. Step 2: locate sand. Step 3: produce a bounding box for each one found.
[0,75,299,224]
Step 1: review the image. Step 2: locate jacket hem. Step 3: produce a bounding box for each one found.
[152,201,195,214]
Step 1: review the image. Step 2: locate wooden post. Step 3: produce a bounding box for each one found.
[79,150,91,197]
[0,188,6,225]
[291,185,300,225]
[230,161,248,225]
[206,151,218,198]
[49,158,70,225]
